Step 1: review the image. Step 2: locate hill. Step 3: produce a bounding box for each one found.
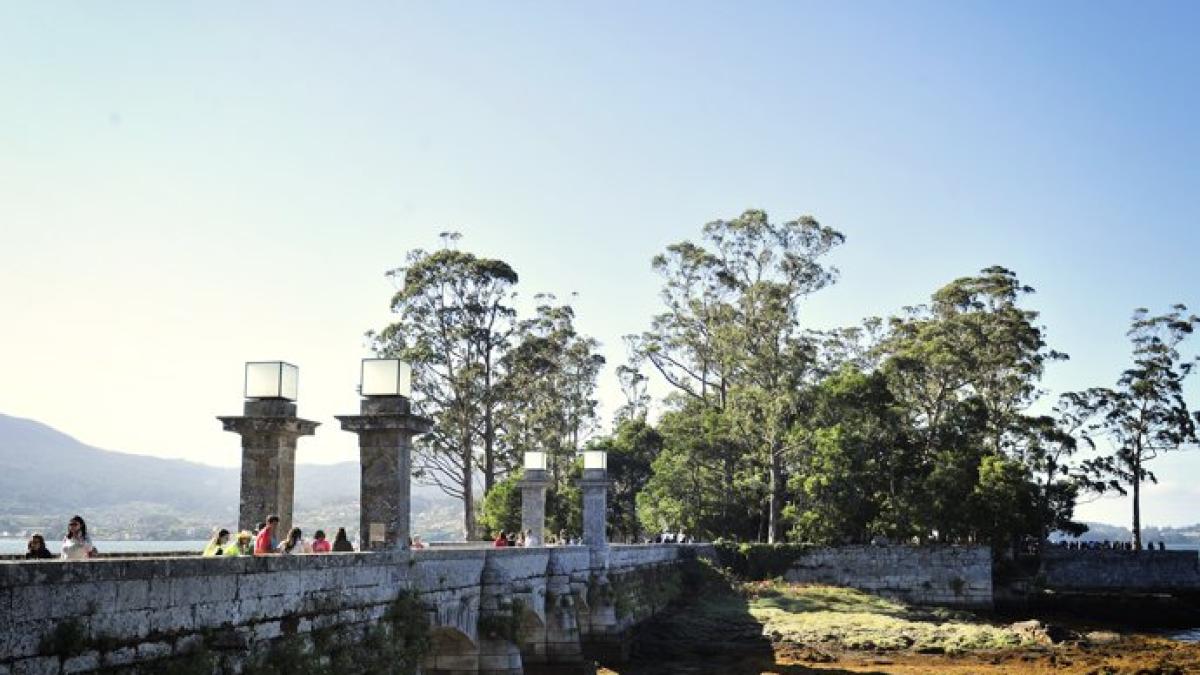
[0,413,462,540]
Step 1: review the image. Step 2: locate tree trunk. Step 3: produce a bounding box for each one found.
[463,445,477,540]
[1132,459,1142,551]
[768,445,784,544]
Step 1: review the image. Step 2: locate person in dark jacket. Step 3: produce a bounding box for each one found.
[25,533,54,559]
[332,527,355,552]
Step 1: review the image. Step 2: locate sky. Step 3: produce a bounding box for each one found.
[1,3,1198,526]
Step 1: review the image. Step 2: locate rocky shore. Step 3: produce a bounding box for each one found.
[598,568,1200,675]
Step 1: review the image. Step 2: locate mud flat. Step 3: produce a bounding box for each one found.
[598,570,1200,675]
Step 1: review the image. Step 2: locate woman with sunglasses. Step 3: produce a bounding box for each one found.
[61,515,97,560]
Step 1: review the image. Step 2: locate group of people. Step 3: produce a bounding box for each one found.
[23,515,95,560]
[1055,539,1168,551]
[203,515,356,557]
[492,529,583,547]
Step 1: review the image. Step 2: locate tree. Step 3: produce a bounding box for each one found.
[632,210,845,542]
[369,241,518,538]
[1083,306,1200,549]
[587,418,663,542]
[875,267,1066,544]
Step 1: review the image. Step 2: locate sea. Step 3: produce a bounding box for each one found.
[0,538,206,556]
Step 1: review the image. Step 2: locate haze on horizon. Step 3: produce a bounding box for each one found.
[1,3,1198,527]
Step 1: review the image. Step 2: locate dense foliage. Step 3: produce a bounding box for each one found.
[377,213,1199,551]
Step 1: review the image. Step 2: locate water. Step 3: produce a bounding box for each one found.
[1166,628,1200,643]
[0,538,206,556]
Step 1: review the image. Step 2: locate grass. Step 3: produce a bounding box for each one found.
[743,580,1028,654]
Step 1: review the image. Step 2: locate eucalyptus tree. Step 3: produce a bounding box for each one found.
[369,241,518,537]
[632,210,845,542]
[496,296,605,491]
[876,267,1065,542]
[1082,306,1200,549]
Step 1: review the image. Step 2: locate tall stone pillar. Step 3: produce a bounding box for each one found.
[519,468,549,547]
[219,399,319,535]
[579,466,609,549]
[336,396,432,551]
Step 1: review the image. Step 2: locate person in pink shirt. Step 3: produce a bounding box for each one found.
[254,515,280,555]
[310,529,332,553]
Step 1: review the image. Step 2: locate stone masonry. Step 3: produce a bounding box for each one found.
[218,399,319,535]
[784,545,994,609]
[336,396,433,552]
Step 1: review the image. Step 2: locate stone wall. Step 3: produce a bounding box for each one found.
[1,544,707,674]
[1038,548,1200,592]
[0,550,409,674]
[783,545,993,609]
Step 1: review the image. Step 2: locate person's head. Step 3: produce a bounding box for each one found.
[286,527,301,545]
[237,531,254,550]
[28,533,47,552]
[256,521,266,533]
[266,515,280,530]
[68,515,88,540]
[413,535,422,544]
[334,527,349,542]
[497,530,506,539]
[314,530,326,541]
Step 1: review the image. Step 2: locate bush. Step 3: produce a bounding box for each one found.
[713,542,814,580]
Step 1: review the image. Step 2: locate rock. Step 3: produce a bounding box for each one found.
[1084,630,1122,645]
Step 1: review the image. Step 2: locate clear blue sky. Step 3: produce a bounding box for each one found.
[1,3,1198,525]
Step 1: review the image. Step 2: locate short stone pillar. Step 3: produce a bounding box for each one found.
[579,467,609,549]
[219,399,319,536]
[336,396,432,551]
[519,469,549,547]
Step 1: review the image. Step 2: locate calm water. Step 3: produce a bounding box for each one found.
[0,538,205,556]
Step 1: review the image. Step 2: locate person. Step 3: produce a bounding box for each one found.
[311,530,331,553]
[25,533,54,560]
[224,531,254,556]
[278,527,306,555]
[411,535,426,550]
[516,531,526,547]
[558,529,568,546]
[506,531,517,547]
[332,527,354,552]
[494,530,508,547]
[1159,541,1167,551]
[61,515,97,560]
[203,529,230,557]
[255,515,281,555]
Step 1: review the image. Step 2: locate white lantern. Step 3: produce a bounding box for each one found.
[524,451,547,471]
[360,358,413,397]
[582,450,607,471]
[244,362,299,401]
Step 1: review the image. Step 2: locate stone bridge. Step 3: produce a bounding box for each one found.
[1,363,710,673]
[0,543,709,674]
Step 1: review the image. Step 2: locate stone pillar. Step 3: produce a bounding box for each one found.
[336,396,432,551]
[219,399,319,535]
[519,469,549,547]
[579,467,609,549]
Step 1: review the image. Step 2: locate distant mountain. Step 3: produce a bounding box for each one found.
[0,413,459,537]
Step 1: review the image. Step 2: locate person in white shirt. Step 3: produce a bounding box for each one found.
[61,515,96,560]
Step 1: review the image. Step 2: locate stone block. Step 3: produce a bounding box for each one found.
[173,574,237,606]
[10,587,52,622]
[10,656,59,675]
[253,621,282,642]
[193,602,235,631]
[61,651,99,673]
[136,641,171,660]
[147,606,194,635]
[113,580,149,612]
[89,609,152,642]
[103,647,136,668]
[2,618,51,660]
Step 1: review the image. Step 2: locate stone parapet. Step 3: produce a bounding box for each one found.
[783,545,993,610]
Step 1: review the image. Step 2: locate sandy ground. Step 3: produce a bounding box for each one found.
[598,635,1200,674]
